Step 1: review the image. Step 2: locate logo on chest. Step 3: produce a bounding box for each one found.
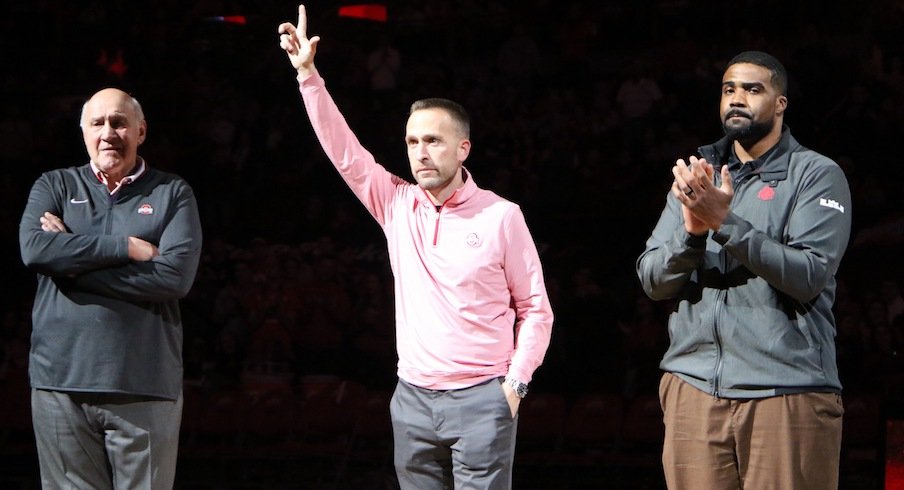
[757,186,776,201]
[465,233,481,248]
[137,203,154,215]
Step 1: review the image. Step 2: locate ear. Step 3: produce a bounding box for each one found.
[138,120,148,145]
[775,95,788,117]
[458,138,471,162]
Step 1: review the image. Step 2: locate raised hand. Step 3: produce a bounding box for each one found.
[277,4,321,76]
[673,156,734,232]
[671,157,710,235]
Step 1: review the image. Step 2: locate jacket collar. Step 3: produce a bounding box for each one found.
[698,125,800,183]
[414,166,478,209]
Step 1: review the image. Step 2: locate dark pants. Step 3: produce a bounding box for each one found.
[390,378,518,489]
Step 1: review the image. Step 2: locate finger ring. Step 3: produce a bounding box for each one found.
[684,189,695,197]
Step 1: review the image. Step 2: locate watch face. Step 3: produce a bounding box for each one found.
[506,378,528,397]
[513,381,528,397]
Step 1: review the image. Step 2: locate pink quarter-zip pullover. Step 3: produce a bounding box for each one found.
[299,72,553,390]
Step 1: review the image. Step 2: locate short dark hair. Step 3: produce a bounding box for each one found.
[728,51,788,96]
[409,98,470,138]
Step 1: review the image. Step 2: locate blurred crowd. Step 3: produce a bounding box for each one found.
[1,0,902,413]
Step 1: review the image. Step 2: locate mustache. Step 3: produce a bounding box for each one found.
[725,109,753,120]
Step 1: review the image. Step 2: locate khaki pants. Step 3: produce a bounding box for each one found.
[659,373,843,490]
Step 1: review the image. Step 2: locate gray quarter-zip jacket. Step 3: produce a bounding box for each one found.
[19,162,202,400]
[636,127,852,398]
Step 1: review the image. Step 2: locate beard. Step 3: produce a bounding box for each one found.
[722,114,773,146]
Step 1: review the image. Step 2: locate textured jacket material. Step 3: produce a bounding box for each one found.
[637,128,851,398]
[19,163,202,400]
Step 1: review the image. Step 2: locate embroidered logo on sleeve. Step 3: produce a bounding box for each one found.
[137,203,154,215]
[819,198,845,213]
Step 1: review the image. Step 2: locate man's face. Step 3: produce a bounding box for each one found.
[405,108,470,201]
[720,63,786,145]
[81,88,146,179]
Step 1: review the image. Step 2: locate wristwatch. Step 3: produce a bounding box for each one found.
[505,377,529,398]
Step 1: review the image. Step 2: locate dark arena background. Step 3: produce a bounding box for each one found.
[1,1,902,488]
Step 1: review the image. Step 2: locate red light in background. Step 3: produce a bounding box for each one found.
[204,15,247,25]
[888,420,904,489]
[338,4,387,22]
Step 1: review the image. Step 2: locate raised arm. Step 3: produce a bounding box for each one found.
[278,4,321,78]
[279,4,404,227]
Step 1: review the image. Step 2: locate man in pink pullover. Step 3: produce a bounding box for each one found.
[279,5,554,489]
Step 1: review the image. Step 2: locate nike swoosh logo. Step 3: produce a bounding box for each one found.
[70,198,89,204]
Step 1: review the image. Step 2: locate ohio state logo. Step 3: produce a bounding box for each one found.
[137,203,154,215]
[758,186,775,201]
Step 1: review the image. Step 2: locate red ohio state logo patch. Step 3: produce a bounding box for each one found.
[137,203,154,215]
[758,187,775,201]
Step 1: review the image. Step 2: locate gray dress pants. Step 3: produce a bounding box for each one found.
[31,389,183,490]
[390,378,518,490]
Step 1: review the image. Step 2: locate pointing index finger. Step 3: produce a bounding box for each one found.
[298,4,307,40]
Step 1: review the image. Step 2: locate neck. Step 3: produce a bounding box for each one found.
[734,124,782,162]
[427,185,458,206]
[96,158,139,191]
[425,168,465,205]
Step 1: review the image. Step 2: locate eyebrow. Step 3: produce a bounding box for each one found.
[406,133,441,142]
[722,80,766,90]
[88,111,128,120]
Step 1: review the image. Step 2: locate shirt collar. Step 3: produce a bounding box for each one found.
[728,143,778,171]
[91,157,147,192]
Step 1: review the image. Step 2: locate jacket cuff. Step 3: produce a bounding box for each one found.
[711,212,740,245]
[682,229,708,248]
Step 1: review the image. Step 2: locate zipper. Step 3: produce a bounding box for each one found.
[712,167,748,398]
[105,192,116,234]
[432,205,442,246]
[711,288,726,398]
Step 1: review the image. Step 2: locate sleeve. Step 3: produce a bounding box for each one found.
[503,206,554,383]
[65,180,202,302]
[712,162,852,303]
[636,191,708,301]
[19,173,130,277]
[299,72,404,226]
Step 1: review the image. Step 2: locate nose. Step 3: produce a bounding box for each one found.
[729,91,746,107]
[100,121,117,139]
[414,142,429,161]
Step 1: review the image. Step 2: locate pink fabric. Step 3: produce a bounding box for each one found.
[299,72,553,389]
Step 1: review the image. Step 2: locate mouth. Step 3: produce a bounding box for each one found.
[725,110,752,121]
[98,151,124,159]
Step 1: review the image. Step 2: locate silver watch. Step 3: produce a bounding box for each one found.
[505,377,529,398]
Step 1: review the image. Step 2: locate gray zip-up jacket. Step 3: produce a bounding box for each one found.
[636,127,852,398]
[19,162,202,400]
